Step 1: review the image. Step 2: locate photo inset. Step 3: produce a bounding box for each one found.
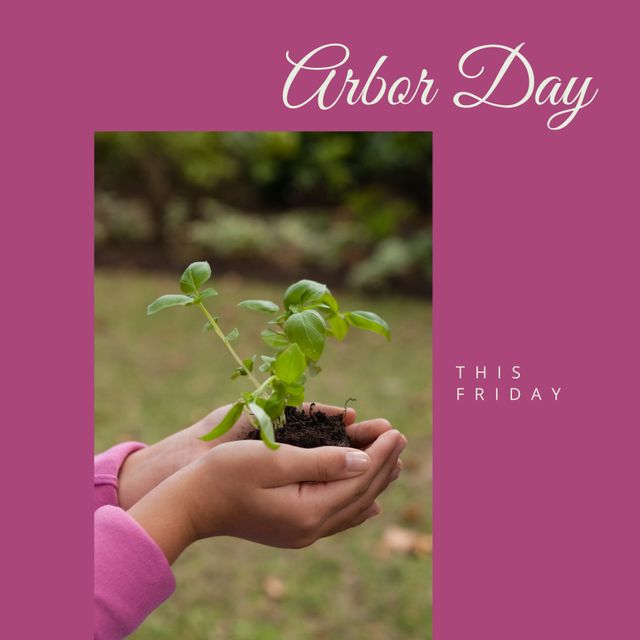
[94,132,432,640]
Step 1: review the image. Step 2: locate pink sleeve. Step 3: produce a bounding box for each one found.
[94,444,176,639]
[94,506,176,640]
[94,442,147,511]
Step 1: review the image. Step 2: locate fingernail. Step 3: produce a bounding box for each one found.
[346,451,370,471]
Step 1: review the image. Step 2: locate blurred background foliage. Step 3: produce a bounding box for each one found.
[95,132,432,294]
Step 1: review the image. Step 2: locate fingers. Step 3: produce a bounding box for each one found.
[306,429,405,513]
[261,443,372,486]
[317,435,405,536]
[390,459,403,482]
[324,501,382,537]
[301,402,356,426]
[345,418,393,448]
[323,461,397,537]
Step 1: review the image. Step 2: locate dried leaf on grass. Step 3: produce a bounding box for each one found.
[262,575,286,600]
[401,504,423,524]
[378,526,433,558]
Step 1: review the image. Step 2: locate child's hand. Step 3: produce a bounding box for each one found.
[118,404,393,509]
[128,429,406,563]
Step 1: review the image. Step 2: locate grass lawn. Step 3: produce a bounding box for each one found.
[95,268,432,640]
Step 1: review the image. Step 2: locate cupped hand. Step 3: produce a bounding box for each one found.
[186,428,405,547]
[128,428,407,562]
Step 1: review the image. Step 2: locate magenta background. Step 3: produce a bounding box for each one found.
[2,2,638,638]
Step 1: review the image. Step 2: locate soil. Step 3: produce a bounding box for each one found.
[245,404,352,448]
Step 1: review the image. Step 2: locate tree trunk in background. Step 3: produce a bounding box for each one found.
[141,153,171,248]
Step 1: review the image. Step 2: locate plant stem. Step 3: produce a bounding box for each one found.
[197,302,261,389]
[254,375,276,398]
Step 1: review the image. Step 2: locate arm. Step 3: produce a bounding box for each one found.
[94,410,404,638]
[94,506,175,640]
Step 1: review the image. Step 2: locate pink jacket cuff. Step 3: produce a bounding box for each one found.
[94,442,146,510]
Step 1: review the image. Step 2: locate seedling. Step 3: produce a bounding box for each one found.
[147,261,390,449]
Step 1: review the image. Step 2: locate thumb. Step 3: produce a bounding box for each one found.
[268,445,370,485]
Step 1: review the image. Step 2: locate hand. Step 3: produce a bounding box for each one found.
[118,403,394,509]
[128,429,406,563]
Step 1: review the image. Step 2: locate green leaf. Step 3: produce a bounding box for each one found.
[321,291,339,312]
[259,355,276,372]
[306,302,333,315]
[238,299,279,314]
[327,314,349,341]
[261,329,290,350]
[307,360,322,377]
[283,279,328,310]
[344,311,391,340]
[273,343,306,384]
[230,357,253,380]
[284,310,326,360]
[262,390,286,420]
[147,294,194,315]
[199,287,218,300]
[260,427,279,450]
[249,402,278,450]
[202,317,220,332]
[180,261,211,295]
[225,328,239,342]
[284,384,305,406]
[200,401,243,441]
